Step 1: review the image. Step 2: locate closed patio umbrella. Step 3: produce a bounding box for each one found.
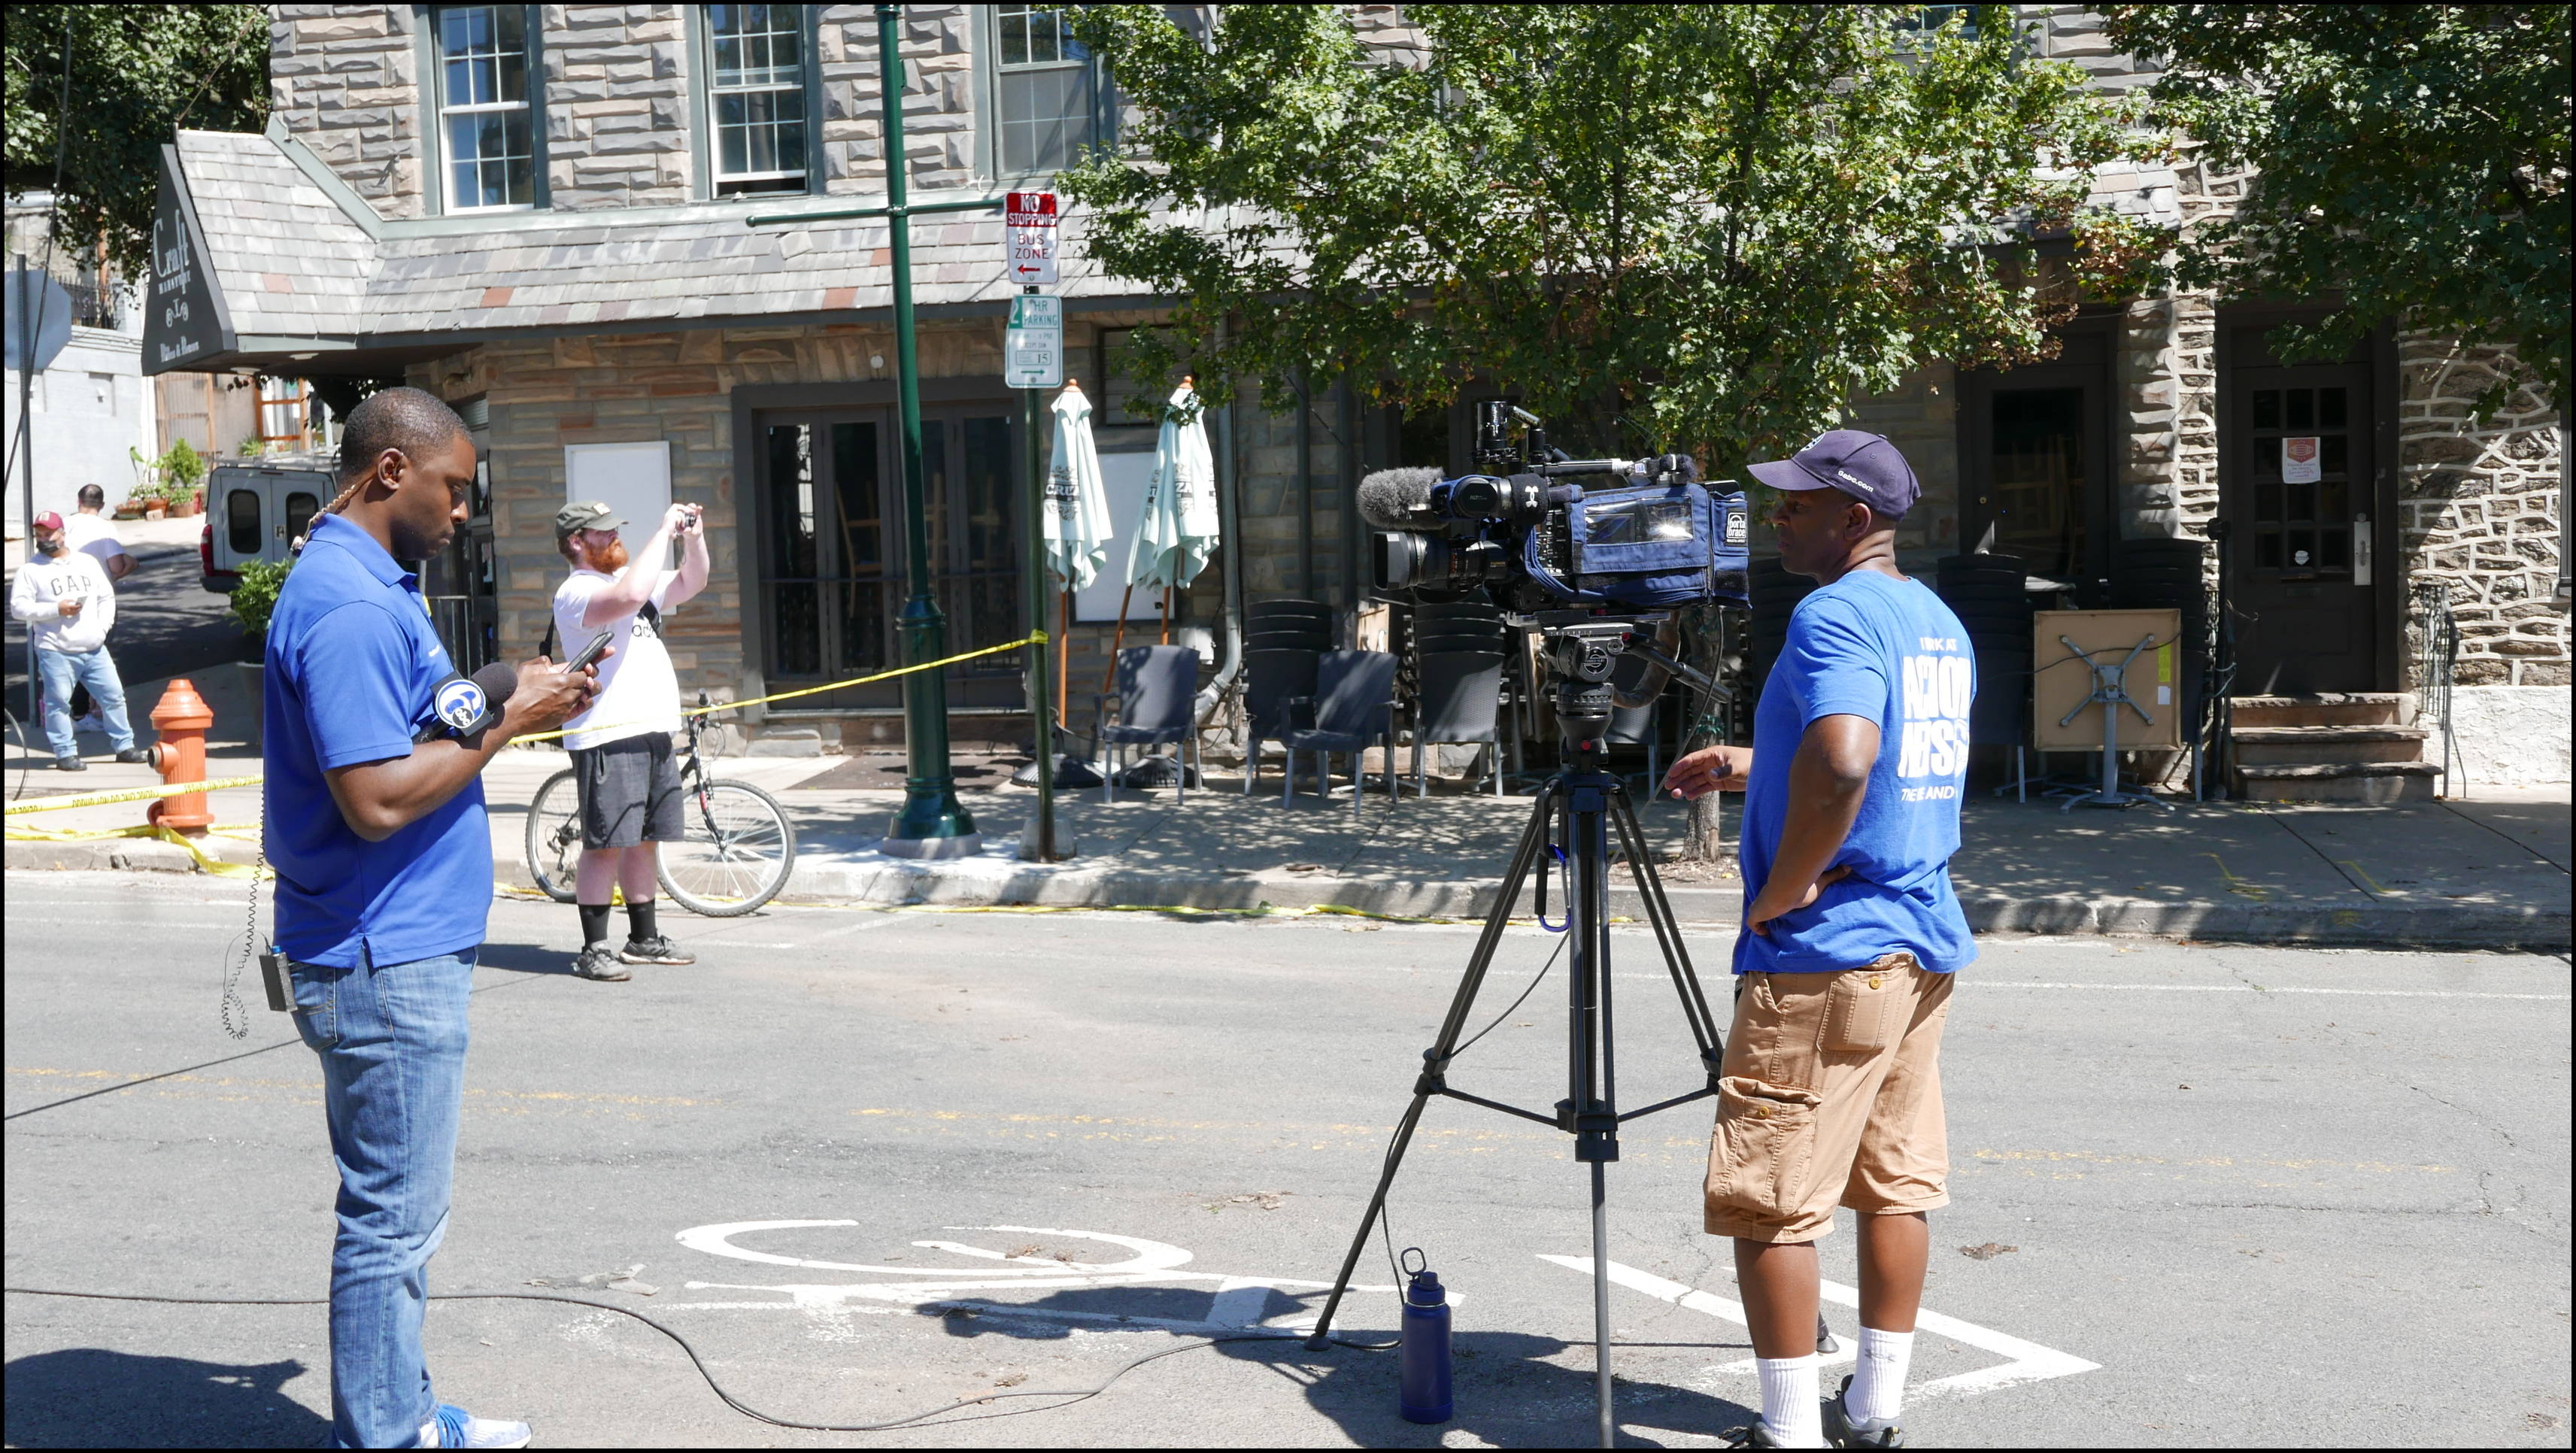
[1118,381,1220,654]
[1045,381,1110,719]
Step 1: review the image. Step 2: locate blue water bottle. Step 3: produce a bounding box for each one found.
[1398,1247,1454,1424]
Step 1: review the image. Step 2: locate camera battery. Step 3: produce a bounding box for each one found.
[258,947,294,1013]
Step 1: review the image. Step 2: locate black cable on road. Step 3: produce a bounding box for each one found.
[4,1287,1385,1434]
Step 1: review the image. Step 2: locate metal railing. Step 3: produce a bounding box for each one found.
[2411,579,2462,796]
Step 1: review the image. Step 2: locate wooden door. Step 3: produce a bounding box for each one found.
[2223,363,2377,693]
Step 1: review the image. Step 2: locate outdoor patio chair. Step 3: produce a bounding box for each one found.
[1409,649,1507,796]
[1241,647,1321,796]
[1094,645,1203,805]
[1279,649,1400,820]
[1604,697,1664,795]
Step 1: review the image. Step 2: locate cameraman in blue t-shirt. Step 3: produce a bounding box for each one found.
[1661,430,1974,1450]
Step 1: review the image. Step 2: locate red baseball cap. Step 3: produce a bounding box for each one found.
[33,511,64,531]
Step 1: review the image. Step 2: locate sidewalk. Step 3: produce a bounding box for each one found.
[11,688,2567,948]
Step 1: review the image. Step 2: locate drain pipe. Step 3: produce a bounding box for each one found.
[1296,368,1315,602]
[1196,364,1245,722]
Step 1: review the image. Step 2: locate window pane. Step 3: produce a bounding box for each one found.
[284,493,320,545]
[2318,476,2348,519]
[2288,481,2314,520]
[2288,530,2315,569]
[2252,390,2279,429]
[712,3,804,86]
[1001,65,1095,174]
[767,423,816,578]
[2256,530,2282,569]
[2320,528,2349,569]
[2286,389,2314,429]
[2319,387,2347,428]
[226,488,261,556]
[2256,480,2283,521]
[2320,434,2347,477]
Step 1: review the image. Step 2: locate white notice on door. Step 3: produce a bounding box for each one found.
[2281,435,2321,484]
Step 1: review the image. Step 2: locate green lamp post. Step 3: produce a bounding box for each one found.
[753,4,1006,858]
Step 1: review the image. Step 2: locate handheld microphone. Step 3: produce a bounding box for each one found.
[1356,467,1444,529]
[414,661,520,742]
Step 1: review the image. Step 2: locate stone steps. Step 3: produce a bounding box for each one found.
[2235,761,2446,803]
[2232,724,2430,766]
[2229,693,2439,801]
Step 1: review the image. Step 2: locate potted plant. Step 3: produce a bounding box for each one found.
[159,439,207,516]
[227,556,293,683]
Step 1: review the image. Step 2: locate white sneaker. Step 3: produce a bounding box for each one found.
[419,1403,532,1448]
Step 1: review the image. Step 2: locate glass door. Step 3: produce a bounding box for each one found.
[2223,363,2377,693]
[759,408,1024,710]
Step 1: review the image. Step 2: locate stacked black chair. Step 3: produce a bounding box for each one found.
[1242,598,1333,793]
[1246,597,1333,653]
[2107,537,2212,754]
[1411,600,1525,784]
[1934,554,2035,770]
[1409,648,1508,796]
[1746,557,1823,696]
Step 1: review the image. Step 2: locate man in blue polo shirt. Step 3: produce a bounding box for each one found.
[1661,430,1974,1450]
[265,387,599,1450]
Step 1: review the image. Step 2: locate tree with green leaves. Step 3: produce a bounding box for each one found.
[2099,4,2570,412]
[5,4,269,279]
[1060,3,2161,467]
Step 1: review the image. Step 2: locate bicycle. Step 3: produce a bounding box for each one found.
[523,691,798,917]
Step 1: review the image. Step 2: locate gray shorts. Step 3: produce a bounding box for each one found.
[571,733,684,849]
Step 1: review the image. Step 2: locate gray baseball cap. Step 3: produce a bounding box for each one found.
[554,500,624,539]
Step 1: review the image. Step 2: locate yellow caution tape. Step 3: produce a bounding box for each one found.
[5,773,267,817]
[5,632,1048,815]
[505,632,1046,744]
[4,821,259,877]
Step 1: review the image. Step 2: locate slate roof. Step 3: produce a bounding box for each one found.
[169,129,1127,363]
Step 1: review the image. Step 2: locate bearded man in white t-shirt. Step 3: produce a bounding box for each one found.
[551,499,709,980]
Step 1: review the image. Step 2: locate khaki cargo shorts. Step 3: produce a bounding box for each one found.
[1704,952,1955,1243]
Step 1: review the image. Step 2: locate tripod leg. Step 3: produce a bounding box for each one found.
[1591,1158,1614,1449]
[1303,784,1561,1348]
[1609,789,1725,1068]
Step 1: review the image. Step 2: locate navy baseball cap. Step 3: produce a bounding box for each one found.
[1746,429,1920,519]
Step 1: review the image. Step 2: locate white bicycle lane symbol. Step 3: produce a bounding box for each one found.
[664,1219,2097,1397]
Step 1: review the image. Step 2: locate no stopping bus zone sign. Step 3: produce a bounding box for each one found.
[1006,190,1058,286]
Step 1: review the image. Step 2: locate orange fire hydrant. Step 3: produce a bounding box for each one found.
[146,678,215,836]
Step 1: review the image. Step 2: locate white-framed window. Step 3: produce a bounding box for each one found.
[433,5,538,211]
[706,4,812,196]
[994,5,1110,177]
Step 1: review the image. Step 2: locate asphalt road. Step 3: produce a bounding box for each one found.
[5,873,2568,1448]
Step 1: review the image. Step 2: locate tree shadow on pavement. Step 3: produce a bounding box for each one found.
[2,1348,330,1448]
[924,1287,1757,1448]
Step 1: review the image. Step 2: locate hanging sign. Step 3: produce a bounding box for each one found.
[1005,190,1059,286]
[2281,435,2321,484]
[1006,293,1063,389]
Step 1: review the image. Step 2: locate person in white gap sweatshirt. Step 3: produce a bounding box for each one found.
[10,511,147,770]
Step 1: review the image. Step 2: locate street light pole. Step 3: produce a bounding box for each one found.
[875,2,976,857]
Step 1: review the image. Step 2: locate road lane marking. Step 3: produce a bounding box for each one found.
[1541,1257,2098,1398]
[1977,982,2568,999]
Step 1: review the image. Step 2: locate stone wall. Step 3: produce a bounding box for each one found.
[816,4,982,195]
[269,5,426,219]
[542,5,693,210]
[2397,338,2567,689]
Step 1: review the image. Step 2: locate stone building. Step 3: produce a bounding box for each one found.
[142,4,2565,789]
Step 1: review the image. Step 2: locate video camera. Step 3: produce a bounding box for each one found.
[1361,402,1751,612]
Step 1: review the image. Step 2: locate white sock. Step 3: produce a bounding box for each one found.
[1756,1352,1826,1447]
[1846,1325,1916,1423]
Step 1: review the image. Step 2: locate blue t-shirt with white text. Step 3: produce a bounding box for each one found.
[1735,569,1977,975]
[262,513,492,969]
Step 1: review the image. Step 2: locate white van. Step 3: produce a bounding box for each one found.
[199,453,337,593]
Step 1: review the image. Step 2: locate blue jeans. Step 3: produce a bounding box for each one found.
[35,645,135,757]
[289,945,476,1449]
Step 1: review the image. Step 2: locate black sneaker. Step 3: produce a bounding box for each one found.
[620,936,696,966]
[1722,1423,1786,1448]
[115,747,152,765]
[572,943,631,981]
[53,755,85,772]
[1825,1376,1906,1448]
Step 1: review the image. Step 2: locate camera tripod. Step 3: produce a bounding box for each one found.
[1303,625,1755,1448]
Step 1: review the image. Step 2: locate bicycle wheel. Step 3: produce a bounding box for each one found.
[522,768,585,904]
[657,778,796,917]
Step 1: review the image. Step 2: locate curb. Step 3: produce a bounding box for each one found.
[11,841,2564,951]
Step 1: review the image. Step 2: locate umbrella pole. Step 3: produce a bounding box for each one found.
[1103,584,1135,695]
[1057,584,1071,731]
[1160,589,1171,646]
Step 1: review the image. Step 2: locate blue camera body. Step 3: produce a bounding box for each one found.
[1523,481,1751,609]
